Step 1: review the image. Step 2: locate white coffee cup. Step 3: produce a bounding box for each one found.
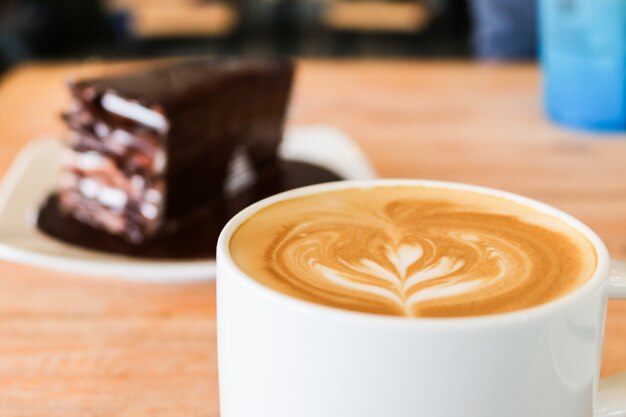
[216,179,626,417]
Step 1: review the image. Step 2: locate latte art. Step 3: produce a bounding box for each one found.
[230,186,597,317]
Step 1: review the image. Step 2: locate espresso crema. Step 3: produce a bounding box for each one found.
[230,186,597,317]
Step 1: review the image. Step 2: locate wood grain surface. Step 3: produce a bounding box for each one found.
[0,60,625,416]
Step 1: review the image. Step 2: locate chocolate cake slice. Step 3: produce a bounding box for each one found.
[57,59,294,243]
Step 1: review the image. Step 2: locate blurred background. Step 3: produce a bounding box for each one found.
[0,0,539,73]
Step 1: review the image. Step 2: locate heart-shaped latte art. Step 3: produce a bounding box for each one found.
[232,187,596,317]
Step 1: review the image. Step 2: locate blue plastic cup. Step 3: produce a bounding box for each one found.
[540,0,626,132]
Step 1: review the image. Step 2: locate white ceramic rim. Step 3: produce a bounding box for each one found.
[217,179,610,328]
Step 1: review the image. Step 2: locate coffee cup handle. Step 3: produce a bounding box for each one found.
[595,259,626,417]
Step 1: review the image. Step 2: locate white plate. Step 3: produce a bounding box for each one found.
[0,126,377,284]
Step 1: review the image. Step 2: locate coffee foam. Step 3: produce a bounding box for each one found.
[230,186,597,318]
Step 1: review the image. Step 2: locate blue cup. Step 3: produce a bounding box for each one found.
[540,0,626,132]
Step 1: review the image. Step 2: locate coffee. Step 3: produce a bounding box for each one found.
[229,186,597,317]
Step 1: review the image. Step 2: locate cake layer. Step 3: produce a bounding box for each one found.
[65,126,164,178]
[62,148,164,202]
[58,168,163,243]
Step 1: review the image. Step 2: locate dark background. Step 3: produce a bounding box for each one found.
[0,0,537,74]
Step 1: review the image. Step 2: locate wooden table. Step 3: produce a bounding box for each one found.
[0,60,625,416]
